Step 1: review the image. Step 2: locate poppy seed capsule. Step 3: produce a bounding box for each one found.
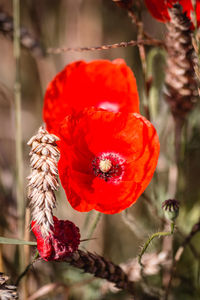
[162,199,179,221]
[99,159,112,173]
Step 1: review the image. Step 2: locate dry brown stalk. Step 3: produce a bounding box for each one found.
[27,126,60,237]
[173,220,200,265]
[165,220,200,299]
[112,0,153,120]
[112,0,153,41]
[47,39,164,54]
[0,272,18,299]
[0,11,44,57]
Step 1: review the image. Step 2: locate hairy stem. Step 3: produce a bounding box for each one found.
[138,222,175,268]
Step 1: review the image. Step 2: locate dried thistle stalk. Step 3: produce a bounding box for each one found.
[0,272,18,299]
[27,126,60,237]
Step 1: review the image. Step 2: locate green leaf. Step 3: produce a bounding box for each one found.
[0,236,37,246]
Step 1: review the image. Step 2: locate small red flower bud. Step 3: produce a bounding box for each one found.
[31,216,80,261]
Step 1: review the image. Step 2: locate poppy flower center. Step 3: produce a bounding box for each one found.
[92,152,125,183]
[99,159,112,173]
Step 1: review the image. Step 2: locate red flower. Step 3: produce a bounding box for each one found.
[43,59,140,136]
[144,0,200,25]
[58,107,160,214]
[31,216,80,261]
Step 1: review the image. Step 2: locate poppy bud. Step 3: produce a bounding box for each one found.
[162,199,179,221]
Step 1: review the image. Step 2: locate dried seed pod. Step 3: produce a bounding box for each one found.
[27,126,60,237]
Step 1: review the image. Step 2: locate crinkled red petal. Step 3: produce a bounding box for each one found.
[31,217,80,261]
[58,108,160,214]
[43,59,140,136]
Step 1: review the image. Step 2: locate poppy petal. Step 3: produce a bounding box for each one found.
[43,59,140,136]
[58,108,160,214]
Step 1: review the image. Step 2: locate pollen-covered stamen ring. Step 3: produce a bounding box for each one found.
[99,159,112,173]
[92,152,125,183]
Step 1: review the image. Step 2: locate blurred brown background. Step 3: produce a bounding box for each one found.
[1,1,200,299]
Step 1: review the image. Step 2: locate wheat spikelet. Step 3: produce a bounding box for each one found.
[165,4,198,121]
[27,126,60,237]
[0,273,18,299]
[63,250,135,295]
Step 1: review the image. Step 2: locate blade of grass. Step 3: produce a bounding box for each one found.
[0,237,36,245]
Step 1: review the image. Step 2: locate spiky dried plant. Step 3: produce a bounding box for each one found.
[27,126,60,237]
[0,273,18,299]
[165,4,197,121]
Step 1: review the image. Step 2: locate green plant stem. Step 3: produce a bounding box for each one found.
[83,211,94,232]
[15,251,40,286]
[13,1,25,287]
[13,0,24,239]
[83,212,101,246]
[138,222,175,268]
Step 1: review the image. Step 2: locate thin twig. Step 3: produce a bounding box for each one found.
[83,212,102,246]
[165,220,200,300]
[112,0,155,41]
[83,211,94,232]
[15,251,40,286]
[47,39,164,54]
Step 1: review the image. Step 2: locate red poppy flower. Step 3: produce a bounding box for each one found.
[43,59,140,136]
[58,107,160,214]
[144,0,200,25]
[31,216,80,261]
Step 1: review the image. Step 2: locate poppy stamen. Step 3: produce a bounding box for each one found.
[99,159,112,173]
[92,152,125,183]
